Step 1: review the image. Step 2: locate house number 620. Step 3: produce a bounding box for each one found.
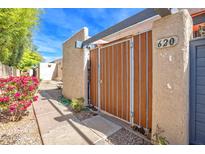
[157,36,178,48]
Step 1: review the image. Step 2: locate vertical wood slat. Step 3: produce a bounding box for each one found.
[122,42,127,120]
[141,33,147,128]
[113,44,117,116]
[106,47,109,113]
[100,48,104,110]
[105,47,109,112]
[90,49,98,107]
[116,44,119,117]
[102,48,106,110]
[117,43,123,118]
[109,46,113,114]
[148,31,153,129]
[134,35,139,124]
[96,50,98,107]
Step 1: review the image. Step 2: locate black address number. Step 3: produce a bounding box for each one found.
[157,36,178,48]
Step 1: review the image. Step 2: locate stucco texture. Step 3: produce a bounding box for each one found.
[39,63,57,80]
[52,59,63,81]
[152,10,193,144]
[62,28,89,102]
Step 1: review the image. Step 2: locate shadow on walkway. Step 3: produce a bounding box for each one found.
[41,92,94,145]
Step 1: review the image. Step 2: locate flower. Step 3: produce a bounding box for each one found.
[29,85,35,91]
[14,92,21,98]
[33,96,38,101]
[9,103,17,112]
[0,96,10,102]
[0,83,5,88]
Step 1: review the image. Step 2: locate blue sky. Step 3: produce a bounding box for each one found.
[33,8,144,62]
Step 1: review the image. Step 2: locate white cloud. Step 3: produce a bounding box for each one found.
[43,56,62,63]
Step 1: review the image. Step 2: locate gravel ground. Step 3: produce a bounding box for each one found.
[107,128,151,145]
[0,107,42,145]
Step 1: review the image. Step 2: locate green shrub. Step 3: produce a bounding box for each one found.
[59,96,71,106]
[71,97,84,112]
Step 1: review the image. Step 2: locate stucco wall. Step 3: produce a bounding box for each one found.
[52,59,63,81]
[152,10,193,144]
[62,27,89,104]
[39,63,57,80]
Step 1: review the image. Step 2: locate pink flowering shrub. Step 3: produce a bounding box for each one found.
[0,76,39,121]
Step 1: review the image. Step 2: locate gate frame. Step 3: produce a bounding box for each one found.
[95,38,133,125]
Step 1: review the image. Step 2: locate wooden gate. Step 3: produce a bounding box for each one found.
[100,39,131,122]
[90,31,152,130]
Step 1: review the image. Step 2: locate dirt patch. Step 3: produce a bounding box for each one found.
[107,128,151,145]
[72,108,98,121]
[0,107,42,145]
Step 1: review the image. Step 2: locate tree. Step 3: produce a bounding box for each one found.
[17,49,43,71]
[0,9,40,66]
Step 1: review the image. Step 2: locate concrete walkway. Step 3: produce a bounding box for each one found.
[33,81,121,145]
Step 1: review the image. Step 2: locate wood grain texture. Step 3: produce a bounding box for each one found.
[90,49,98,107]
[134,35,139,124]
[140,32,147,128]
[148,31,153,129]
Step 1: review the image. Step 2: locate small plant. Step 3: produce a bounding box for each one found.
[71,97,84,112]
[152,125,169,145]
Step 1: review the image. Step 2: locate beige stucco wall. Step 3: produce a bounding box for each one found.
[62,27,89,104]
[152,10,193,144]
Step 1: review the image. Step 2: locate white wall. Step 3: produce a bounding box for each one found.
[39,63,56,80]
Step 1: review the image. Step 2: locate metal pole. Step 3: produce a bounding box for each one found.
[130,38,134,126]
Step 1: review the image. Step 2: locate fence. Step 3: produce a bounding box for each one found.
[0,63,20,77]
